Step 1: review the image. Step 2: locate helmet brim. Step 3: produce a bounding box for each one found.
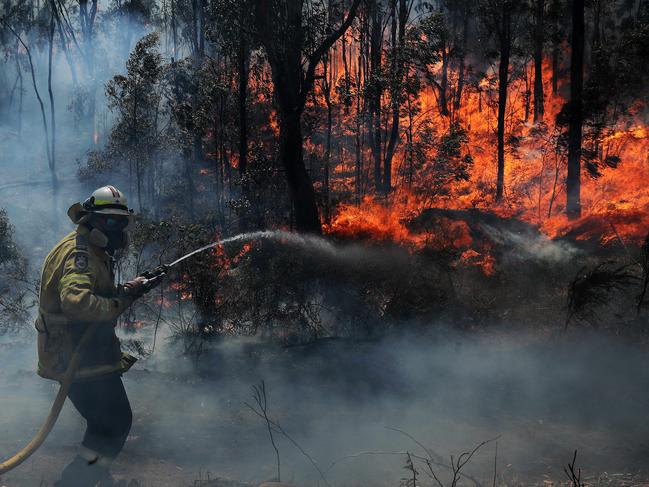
[91,208,133,216]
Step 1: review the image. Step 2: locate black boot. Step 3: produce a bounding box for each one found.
[55,455,112,487]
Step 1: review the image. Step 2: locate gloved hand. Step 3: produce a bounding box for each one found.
[122,276,150,299]
[123,273,165,298]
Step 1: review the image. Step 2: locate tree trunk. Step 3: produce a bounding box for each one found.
[322,48,333,221]
[548,148,560,217]
[591,0,601,53]
[524,62,531,122]
[131,82,144,211]
[406,84,414,188]
[52,0,78,87]
[551,0,560,95]
[341,30,351,109]
[551,37,559,94]
[533,0,544,122]
[454,4,470,110]
[47,11,57,188]
[279,110,321,233]
[237,31,251,228]
[355,30,363,204]
[6,24,52,174]
[79,0,97,143]
[325,101,332,220]
[496,7,511,201]
[171,0,178,56]
[238,32,249,177]
[439,47,449,116]
[566,0,584,219]
[383,0,407,195]
[15,47,23,138]
[191,0,204,182]
[369,0,383,193]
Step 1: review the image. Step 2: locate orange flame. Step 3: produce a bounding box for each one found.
[323,52,648,265]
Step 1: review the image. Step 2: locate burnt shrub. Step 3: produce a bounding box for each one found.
[170,234,457,344]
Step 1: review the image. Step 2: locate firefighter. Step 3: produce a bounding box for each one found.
[36,186,156,487]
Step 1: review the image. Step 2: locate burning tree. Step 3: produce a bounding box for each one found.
[251,0,361,233]
[566,0,584,219]
[478,0,526,201]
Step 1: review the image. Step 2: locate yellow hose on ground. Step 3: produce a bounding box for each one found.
[0,322,100,474]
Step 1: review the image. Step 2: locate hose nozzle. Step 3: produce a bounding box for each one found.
[140,264,168,280]
[136,264,168,294]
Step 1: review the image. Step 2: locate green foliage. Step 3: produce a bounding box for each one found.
[407,10,444,89]
[208,0,255,51]
[0,209,21,265]
[105,0,159,25]
[80,33,174,213]
[411,122,473,200]
[0,209,32,333]
[105,31,163,149]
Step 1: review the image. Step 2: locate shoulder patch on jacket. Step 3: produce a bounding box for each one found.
[75,233,89,251]
[74,252,89,271]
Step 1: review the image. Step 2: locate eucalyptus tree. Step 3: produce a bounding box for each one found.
[478,0,526,201]
[251,0,361,233]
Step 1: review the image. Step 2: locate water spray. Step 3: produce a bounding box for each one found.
[138,230,341,291]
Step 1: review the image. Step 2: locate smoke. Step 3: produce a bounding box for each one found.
[2,325,649,486]
[480,224,582,264]
[0,6,156,264]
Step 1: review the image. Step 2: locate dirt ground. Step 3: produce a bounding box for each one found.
[2,331,649,487]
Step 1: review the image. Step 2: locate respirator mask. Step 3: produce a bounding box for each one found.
[87,213,130,253]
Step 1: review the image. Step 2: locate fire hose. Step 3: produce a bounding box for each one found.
[0,240,225,475]
[0,320,101,474]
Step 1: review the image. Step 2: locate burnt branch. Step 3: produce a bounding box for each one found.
[333,428,497,487]
[566,262,639,328]
[245,381,331,487]
[637,233,649,312]
[563,450,584,487]
[301,0,362,109]
[246,381,281,481]
[0,19,52,171]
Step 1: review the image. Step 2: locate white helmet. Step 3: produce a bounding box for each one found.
[81,186,133,216]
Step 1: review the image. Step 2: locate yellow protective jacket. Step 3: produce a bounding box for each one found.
[35,225,133,381]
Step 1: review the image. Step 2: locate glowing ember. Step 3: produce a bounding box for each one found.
[459,249,496,276]
[212,241,254,275]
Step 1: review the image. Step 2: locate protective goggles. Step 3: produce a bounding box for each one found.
[90,213,131,231]
[103,216,130,230]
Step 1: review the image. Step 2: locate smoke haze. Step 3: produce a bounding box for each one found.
[2,325,649,486]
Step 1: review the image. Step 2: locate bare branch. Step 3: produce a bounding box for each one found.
[0,19,52,171]
[301,0,362,109]
[245,382,331,487]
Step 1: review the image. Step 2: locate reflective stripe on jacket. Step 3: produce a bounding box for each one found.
[36,226,133,381]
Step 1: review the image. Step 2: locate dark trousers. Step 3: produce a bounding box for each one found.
[67,373,132,460]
